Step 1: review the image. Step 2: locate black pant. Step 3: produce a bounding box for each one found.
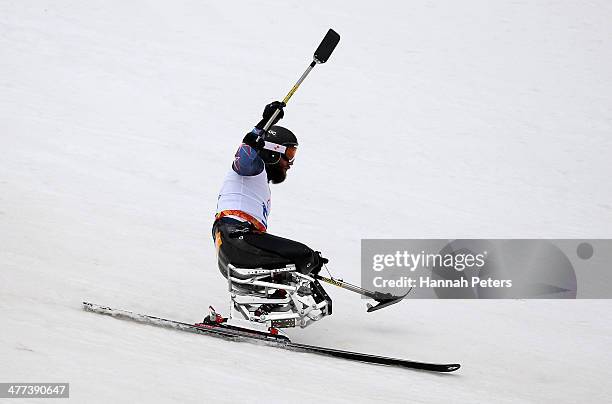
[212,217,321,277]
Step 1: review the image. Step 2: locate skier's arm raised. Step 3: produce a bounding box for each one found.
[232,101,285,176]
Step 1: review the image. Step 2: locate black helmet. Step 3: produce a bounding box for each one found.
[259,125,298,165]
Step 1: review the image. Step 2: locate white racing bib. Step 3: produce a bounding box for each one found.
[216,168,271,230]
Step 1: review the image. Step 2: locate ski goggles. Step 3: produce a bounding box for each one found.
[263,142,298,164]
[283,145,297,163]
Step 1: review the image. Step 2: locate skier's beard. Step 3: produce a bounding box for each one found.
[266,164,287,184]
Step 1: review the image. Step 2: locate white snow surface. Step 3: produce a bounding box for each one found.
[2,1,612,403]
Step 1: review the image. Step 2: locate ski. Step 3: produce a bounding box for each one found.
[82,302,460,373]
[288,343,460,373]
[82,302,287,343]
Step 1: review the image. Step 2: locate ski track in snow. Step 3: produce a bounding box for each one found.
[1,1,612,403]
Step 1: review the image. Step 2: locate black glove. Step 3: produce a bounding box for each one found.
[255,101,285,130]
[242,131,265,151]
[316,251,329,265]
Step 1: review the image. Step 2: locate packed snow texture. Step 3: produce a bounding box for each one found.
[2,1,612,403]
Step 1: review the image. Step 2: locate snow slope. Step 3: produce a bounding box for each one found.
[2,1,612,402]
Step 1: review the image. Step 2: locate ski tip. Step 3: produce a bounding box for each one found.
[443,364,461,372]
